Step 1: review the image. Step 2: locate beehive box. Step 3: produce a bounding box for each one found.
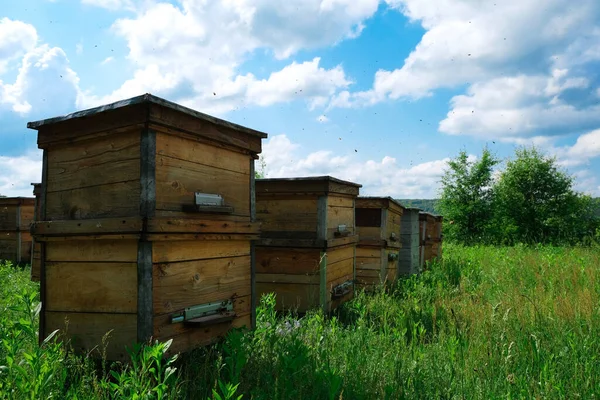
[398,206,421,275]
[431,215,443,261]
[31,183,42,281]
[0,197,35,264]
[28,94,267,360]
[419,212,437,269]
[355,197,403,290]
[255,176,360,313]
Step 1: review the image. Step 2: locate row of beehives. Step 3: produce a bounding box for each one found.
[1,94,442,361]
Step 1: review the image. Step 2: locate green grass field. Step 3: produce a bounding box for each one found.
[1,243,599,399]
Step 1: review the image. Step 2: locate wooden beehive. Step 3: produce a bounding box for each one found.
[419,212,437,269]
[355,197,403,290]
[431,215,443,261]
[31,183,42,281]
[398,206,421,275]
[28,94,267,360]
[255,176,360,313]
[0,197,34,264]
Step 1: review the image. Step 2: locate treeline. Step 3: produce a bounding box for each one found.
[439,146,600,245]
[396,199,440,214]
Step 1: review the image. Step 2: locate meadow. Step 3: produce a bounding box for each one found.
[1,243,599,399]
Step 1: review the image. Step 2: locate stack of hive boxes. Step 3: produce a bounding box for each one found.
[28,94,267,359]
[254,177,360,313]
[30,183,42,281]
[419,212,437,269]
[0,197,34,264]
[354,197,403,290]
[398,206,421,275]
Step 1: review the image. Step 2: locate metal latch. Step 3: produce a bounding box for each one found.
[182,192,234,214]
[334,224,350,238]
[388,252,398,262]
[331,280,354,298]
[171,299,235,326]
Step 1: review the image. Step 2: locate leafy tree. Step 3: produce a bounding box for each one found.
[438,147,499,244]
[493,146,596,244]
[255,157,267,179]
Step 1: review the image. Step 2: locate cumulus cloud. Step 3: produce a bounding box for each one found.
[439,72,600,140]
[332,0,600,143]
[259,134,447,198]
[1,44,80,116]
[0,18,38,74]
[79,0,371,113]
[0,151,42,197]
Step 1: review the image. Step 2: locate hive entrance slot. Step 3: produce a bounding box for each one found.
[182,192,234,214]
[331,280,354,298]
[171,299,236,327]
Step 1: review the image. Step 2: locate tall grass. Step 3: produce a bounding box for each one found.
[1,244,599,398]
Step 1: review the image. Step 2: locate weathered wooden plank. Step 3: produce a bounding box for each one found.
[255,273,319,285]
[45,181,141,220]
[325,245,355,264]
[154,295,251,338]
[155,130,250,175]
[327,196,354,208]
[148,104,263,154]
[356,227,381,240]
[45,262,137,313]
[155,155,250,217]
[0,205,18,231]
[46,133,141,192]
[45,240,138,262]
[153,255,251,314]
[326,257,354,285]
[152,240,250,263]
[157,312,252,357]
[255,247,320,275]
[147,218,259,234]
[257,282,320,313]
[327,206,354,238]
[32,217,143,237]
[256,235,358,249]
[45,312,137,361]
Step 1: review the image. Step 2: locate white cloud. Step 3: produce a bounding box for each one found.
[259,134,446,198]
[0,152,42,197]
[78,0,373,113]
[1,44,80,115]
[556,129,600,167]
[438,72,600,140]
[0,18,38,74]
[100,56,114,65]
[81,0,135,11]
[370,0,600,100]
[317,114,329,123]
[331,0,600,143]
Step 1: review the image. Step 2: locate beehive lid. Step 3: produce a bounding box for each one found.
[27,94,268,152]
[256,176,361,196]
[0,197,35,206]
[356,196,404,210]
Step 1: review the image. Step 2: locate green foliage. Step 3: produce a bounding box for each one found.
[440,146,599,245]
[255,157,267,179]
[493,147,597,244]
[396,199,440,214]
[3,245,600,398]
[439,147,500,244]
[0,260,181,399]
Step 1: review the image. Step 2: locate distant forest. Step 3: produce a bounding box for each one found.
[396,199,440,214]
[397,198,600,217]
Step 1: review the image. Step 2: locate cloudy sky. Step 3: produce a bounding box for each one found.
[1,0,600,198]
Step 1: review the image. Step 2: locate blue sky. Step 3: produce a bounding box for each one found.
[1,0,600,198]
